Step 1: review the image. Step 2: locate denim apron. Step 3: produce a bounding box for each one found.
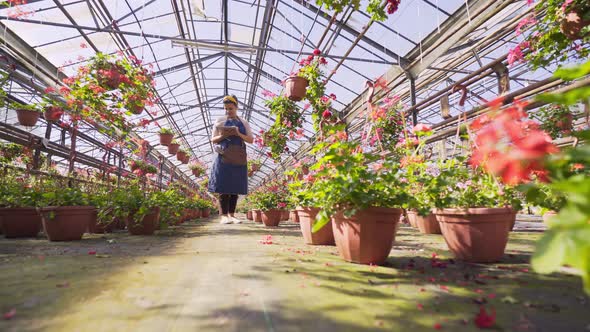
[208,118,248,195]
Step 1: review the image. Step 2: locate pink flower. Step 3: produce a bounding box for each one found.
[44,86,56,94]
[80,42,88,49]
[322,110,332,119]
[412,123,432,134]
[313,49,321,56]
[515,16,537,36]
[329,93,337,100]
[262,89,277,98]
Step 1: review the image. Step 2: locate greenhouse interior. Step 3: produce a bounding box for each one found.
[0,0,589,331]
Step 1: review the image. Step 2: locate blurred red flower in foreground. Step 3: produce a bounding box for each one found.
[469,100,558,185]
[474,306,496,328]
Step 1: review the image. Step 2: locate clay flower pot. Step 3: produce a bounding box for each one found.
[0,208,42,238]
[44,106,64,122]
[331,207,402,265]
[127,207,160,235]
[168,143,180,155]
[247,210,253,220]
[435,207,515,263]
[177,151,188,162]
[556,112,574,136]
[261,209,281,227]
[201,208,211,218]
[280,209,290,221]
[159,133,174,146]
[404,209,417,228]
[284,76,308,101]
[406,210,441,234]
[16,109,40,126]
[130,105,144,115]
[253,210,263,223]
[192,169,202,177]
[561,10,590,40]
[40,206,95,241]
[297,207,335,245]
[289,210,299,223]
[542,211,558,224]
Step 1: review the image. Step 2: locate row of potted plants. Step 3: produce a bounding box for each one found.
[0,170,216,240]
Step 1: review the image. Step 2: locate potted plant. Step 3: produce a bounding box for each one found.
[284,75,308,101]
[121,184,160,235]
[159,128,174,146]
[259,95,303,162]
[177,149,188,163]
[12,102,41,127]
[248,159,262,177]
[168,139,180,155]
[0,173,43,238]
[429,158,522,263]
[311,139,409,264]
[314,0,398,21]
[249,185,286,227]
[532,104,575,139]
[39,185,94,241]
[189,161,206,177]
[88,187,118,234]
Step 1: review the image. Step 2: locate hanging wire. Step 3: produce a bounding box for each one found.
[436,0,441,33]
[465,0,472,25]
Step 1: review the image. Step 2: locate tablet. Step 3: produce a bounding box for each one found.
[217,126,237,135]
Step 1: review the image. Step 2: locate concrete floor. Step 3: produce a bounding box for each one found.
[0,215,588,332]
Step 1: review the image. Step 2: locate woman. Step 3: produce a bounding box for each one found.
[208,95,254,224]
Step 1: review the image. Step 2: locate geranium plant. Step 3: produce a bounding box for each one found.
[189,160,206,177]
[531,104,575,139]
[314,0,400,22]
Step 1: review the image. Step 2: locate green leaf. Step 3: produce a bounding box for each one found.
[312,209,331,233]
[531,229,566,274]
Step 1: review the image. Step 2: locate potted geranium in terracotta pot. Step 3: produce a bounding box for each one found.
[159,128,174,146]
[12,102,42,127]
[0,175,43,238]
[39,186,95,241]
[168,140,180,155]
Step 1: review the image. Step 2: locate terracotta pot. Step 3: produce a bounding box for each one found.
[182,155,189,164]
[130,105,144,115]
[251,164,260,172]
[289,210,299,223]
[297,207,335,245]
[406,210,441,234]
[87,211,115,234]
[301,165,309,175]
[404,209,417,228]
[280,209,290,221]
[284,76,308,101]
[261,209,281,227]
[159,133,174,146]
[560,10,590,40]
[0,208,42,238]
[247,210,253,220]
[201,208,210,218]
[248,170,255,177]
[115,217,126,230]
[194,209,202,219]
[16,109,40,126]
[168,143,180,155]
[192,169,202,177]
[44,106,64,122]
[556,112,574,136]
[127,207,160,235]
[542,211,558,224]
[253,210,262,223]
[331,207,402,265]
[177,151,187,162]
[434,208,515,263]
[40,206,94,241]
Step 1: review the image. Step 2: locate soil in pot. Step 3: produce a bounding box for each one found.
[284,76,308,101]
[298,207,334,245]
[253,210,262,223]
[406,210,441,234]
[16,109,41,127]
[40,206,94,241]
[332,207,402,265]
[127,207,160,235]
[261,209,281,227]
[435,208,515,263]
[0,208,42,238]
[159,133,174,146]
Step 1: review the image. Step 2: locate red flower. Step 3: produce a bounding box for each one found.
[330,93,337,100]
[433,323,442,330]
[412,123,432,134]
[319,57,327,65]
[313,49,321,56]
[44,86,56,94]
[474,306,496,329]
[322,110,332,119]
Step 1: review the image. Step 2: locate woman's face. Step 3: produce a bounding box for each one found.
[224,103,237,117]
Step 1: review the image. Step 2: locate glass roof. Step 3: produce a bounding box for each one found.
[0,0,546,189]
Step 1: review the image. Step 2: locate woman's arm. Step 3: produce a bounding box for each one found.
[238,118,255,144]
[211,134,227,144]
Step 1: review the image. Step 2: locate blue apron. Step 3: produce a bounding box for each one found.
[208,118,248,195]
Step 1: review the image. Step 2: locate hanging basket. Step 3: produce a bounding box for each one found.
[177,151,188,162]
[192,169,203,177]
[16,109,40,127]
[168,143,180,155]
[159,133,174,146]
[284,76,308,101]
[560,10,590,40]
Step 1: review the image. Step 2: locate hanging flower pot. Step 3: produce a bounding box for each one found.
[44,106,64,122]
[177,150,188,162]
[406,210,441,234]
[40,206,95,241]
[130,104,144,115]
[0,208,42,238]
[297,207,335,245]
[159,133,174,146]
[434,208,515,263]
[253,210,262,223]
[261,209,281,227]
[192,169,202,177]
[168,143,180,155]
[127,207,160,235]
[560,10,590,40]
[555,112,574,136]
[16,109,41,126]
[284,76,308,101]
[332,207,402,265]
